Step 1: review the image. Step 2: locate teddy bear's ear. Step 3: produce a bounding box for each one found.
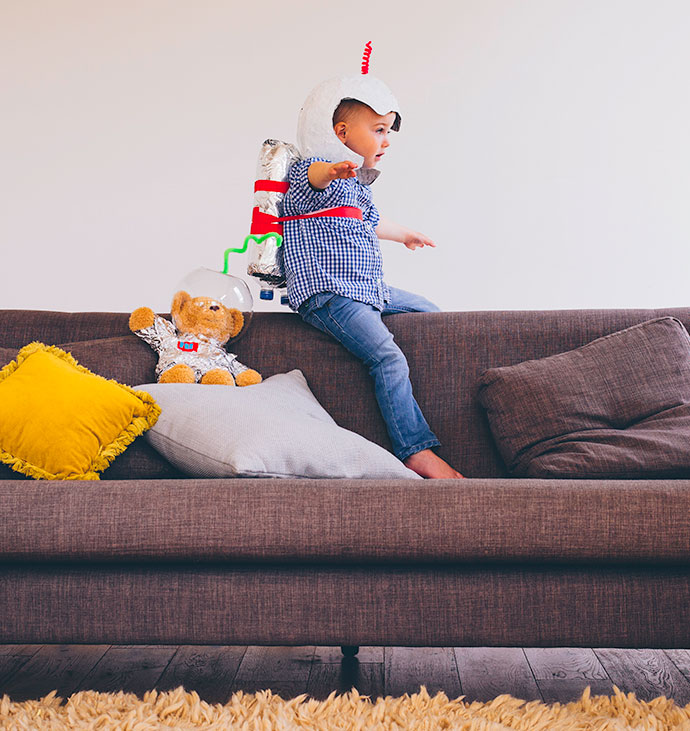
[171,291,191,318]
[226,308,244,339]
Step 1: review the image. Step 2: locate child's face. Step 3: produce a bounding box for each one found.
[334,106,397,169]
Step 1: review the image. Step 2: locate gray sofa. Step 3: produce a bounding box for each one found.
[1,307,689,649]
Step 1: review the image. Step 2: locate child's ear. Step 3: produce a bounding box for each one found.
[333,122,347,141]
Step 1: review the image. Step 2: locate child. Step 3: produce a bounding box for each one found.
[282,78,463,479]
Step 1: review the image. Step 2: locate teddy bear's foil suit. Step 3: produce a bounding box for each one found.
[136,313,254,383]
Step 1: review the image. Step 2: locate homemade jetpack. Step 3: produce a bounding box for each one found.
[227,42,401,304]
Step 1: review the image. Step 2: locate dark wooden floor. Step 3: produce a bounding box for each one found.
[3,646,690,706]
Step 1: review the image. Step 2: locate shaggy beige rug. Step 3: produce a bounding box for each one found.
[2,684,690,730]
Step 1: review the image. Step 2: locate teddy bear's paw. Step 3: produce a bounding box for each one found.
[129,307,156,331]
[235,369,262,387]
[160,364,196,384]
[201,369,235,386]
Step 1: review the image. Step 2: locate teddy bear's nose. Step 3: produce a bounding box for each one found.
[210,305,220,311]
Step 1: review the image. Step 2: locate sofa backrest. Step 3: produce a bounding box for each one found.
[2,307,690,478]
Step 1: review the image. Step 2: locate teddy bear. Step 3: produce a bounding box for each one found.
[129,290,262,386]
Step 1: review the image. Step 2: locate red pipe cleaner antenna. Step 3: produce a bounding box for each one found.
[361,41,372,74]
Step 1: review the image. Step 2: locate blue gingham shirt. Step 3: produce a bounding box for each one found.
[282,156,390,311]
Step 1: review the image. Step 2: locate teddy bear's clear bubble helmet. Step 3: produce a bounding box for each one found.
[175,266,253,342]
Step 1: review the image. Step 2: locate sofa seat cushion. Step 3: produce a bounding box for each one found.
[2,478,690,565]
[478,317,690,478]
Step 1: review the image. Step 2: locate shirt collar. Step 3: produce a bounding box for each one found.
[356,168,381,186]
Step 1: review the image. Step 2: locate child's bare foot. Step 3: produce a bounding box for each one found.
[404,449,465,479]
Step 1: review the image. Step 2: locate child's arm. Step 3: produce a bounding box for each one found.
[308,160,357,190]
[376,217,436,250]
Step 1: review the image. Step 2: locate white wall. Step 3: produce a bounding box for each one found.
[2,0,689,314]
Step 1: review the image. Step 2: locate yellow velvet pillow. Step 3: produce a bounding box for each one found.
[0,342,161,480]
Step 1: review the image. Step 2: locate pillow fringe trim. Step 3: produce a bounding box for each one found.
[0,450,99,481]
[89,401,161,477]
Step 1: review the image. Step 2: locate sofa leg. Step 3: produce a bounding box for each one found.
[340,645,359,657]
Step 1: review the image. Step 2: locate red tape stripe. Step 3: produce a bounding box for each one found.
[277,206,363,223]
[254,179,289,194]
[250,206,363,236]
[250,207,284,236]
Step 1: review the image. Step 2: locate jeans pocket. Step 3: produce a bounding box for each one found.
[298,291,335,319]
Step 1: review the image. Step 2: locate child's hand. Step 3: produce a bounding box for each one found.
[328,161,358,180]
[308,160,357,190]
[376,218,436,248]
[403,231,436,250]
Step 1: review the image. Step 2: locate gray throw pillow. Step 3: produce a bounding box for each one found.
[477,317,690,478]
[136,370,420,479]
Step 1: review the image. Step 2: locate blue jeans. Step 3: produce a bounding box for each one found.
[298,287,441,461]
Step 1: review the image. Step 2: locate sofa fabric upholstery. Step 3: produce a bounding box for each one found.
[2,307,690,648]
[1,564,688,648]
[1,479,689,564]
[4,307,690,479]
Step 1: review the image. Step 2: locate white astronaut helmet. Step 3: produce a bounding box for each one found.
[296,42,402,172]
